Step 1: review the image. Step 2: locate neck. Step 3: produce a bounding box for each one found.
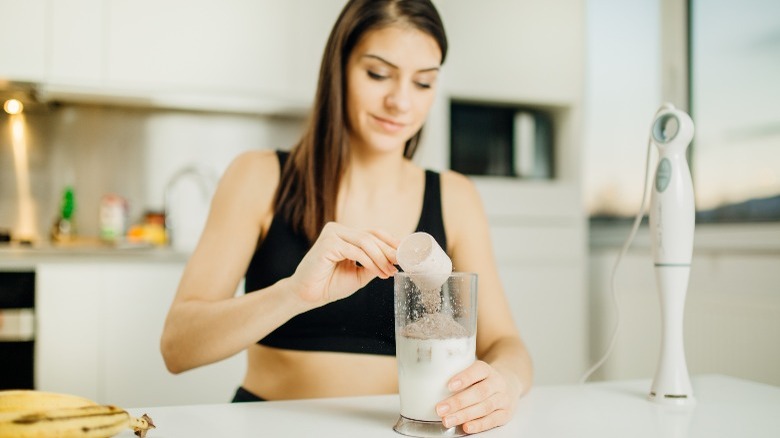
[343,149,408,193]
[336,149,412,222]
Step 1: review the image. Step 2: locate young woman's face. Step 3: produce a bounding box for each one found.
[345,24,442,155]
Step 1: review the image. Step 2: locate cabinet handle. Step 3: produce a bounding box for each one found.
[0,308,35,342]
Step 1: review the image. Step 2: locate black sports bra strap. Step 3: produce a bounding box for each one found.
[419,170,447,252]
[276,150,290,170]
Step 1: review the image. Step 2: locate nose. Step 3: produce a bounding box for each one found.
[385,82,411,113]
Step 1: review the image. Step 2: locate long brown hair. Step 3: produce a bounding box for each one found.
[273,0,448,243]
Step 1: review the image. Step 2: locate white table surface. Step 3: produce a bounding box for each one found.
[119,374,780,437]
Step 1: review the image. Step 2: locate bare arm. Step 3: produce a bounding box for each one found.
[436,171,533,433]
[160,150,292,373]
[160,151,399,374]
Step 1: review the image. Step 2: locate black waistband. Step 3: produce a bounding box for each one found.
[231,386,266,403]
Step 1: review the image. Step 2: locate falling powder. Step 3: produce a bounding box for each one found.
[402,312,468,339]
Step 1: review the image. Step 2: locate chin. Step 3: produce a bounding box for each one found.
[363,135,409,155]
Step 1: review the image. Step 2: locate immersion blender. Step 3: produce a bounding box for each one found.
[648,103,696,404]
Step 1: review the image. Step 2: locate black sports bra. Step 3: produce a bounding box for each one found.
[244,151,447,355]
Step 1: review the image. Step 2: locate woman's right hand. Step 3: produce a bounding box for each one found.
[289,222,399,308]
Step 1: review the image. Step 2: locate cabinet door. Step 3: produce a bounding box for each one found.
[0,0,46,81]
[287,0,345,103]
[48,0,103,85]
[100,263,246,407]
[475,181,589,384]
[36,261,246,407]
[491,226,587,385]
[105,0,294,96]
[35,264,102,401]
[438,0,584,103]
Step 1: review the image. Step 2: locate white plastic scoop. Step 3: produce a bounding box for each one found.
[396,232,452,292]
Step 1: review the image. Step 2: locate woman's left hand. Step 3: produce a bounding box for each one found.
[434,360,520,434]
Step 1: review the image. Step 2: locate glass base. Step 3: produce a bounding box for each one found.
[393,416,467,437]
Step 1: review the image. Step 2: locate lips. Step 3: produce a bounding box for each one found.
[372,115,407,133]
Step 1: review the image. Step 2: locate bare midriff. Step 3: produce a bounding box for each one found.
[241,344,399,400]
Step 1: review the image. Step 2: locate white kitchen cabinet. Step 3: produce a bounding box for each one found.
[4,0,345,113]
[105,0,292,97]
[98,0,345,112]
[100,263,246,407]
[438,0,584,104]
[47,0,103,86]
[588,228,780,386]
[498,260,587,384]
[478,182,589,385]
[35,263,102,402]
[104,0,344,105]
[287,0,346,103]
[0,0,46,82]
[0,0,102,87]
[36,260,246,408]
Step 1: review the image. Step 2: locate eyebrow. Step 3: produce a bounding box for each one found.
[361,54,440,73]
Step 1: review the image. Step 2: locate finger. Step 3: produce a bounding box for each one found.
[441,390,509,427]
[458,407,512,434]
[438,377,494,418]
[436,362,497,418]
[369,230,399,266]
[332,240,388,279]
[370,228,401,249]
[448,360,492,393]
[326,241,387,279]
[335,228,397,277]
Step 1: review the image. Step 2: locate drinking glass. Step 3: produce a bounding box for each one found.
[393,272,478,437]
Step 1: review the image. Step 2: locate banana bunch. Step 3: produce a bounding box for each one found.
[0,390,155,438]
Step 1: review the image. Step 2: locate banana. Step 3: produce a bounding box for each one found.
[0,391,156,438]
[0,390,96,413]
[0,404,129,438]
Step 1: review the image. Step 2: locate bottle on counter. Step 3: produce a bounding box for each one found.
[51,186,76,243]
[99,193,129,244]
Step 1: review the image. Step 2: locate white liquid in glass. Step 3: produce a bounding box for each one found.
[396,334,476,421]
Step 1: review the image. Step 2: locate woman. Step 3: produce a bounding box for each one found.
[160,0,532,433]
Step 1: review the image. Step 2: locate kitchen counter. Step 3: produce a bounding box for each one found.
[117,375,780,437]
[0,244,189,269]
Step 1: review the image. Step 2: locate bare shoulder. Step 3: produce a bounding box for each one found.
[439,169,483,209]
[212,149,282,220]
[439,170,488,252]
[223,149,280,183]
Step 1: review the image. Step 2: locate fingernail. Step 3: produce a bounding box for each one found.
[444,416,456,428]
[436,404,449,416]
[449,379,462,391]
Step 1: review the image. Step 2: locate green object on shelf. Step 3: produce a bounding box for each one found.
[61,186,75,220]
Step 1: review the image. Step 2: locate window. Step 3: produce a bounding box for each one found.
[585,0,780,222]
[690,0,780,222]
[584,0,661,220]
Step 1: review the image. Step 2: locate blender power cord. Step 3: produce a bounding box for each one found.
[579,135,655,384]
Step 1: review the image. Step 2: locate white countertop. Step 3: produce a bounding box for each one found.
[118,375,780,438]
[0,245,188,269]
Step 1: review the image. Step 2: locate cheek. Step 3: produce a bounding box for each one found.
[346,80,366,128]
[347,78,378,117]
[412,92,436,124]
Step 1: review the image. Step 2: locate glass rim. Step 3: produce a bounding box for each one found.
[394,271,477,279]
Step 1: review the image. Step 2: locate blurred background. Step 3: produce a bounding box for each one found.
[0,0,777,408]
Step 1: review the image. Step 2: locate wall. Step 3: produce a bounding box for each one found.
[0,105,305,247]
